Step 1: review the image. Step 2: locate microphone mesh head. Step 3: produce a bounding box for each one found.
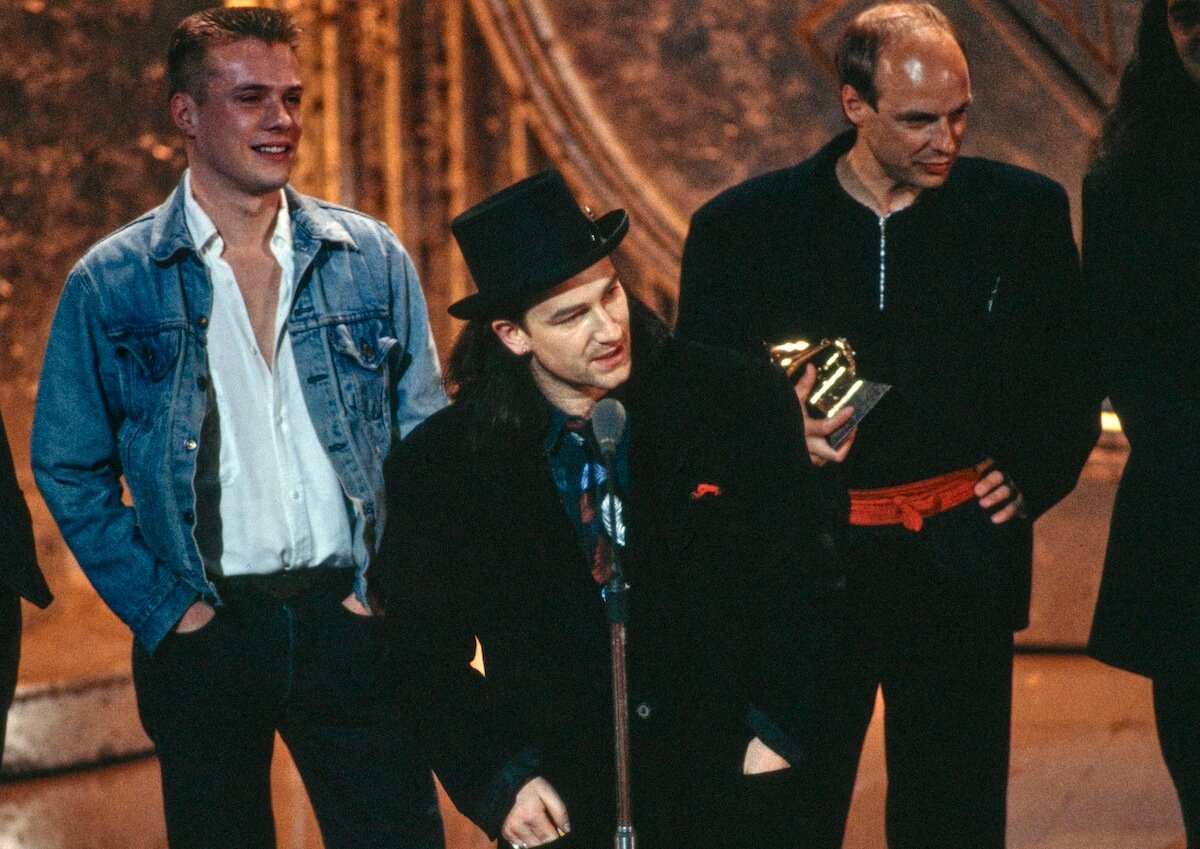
[592,398,627,455]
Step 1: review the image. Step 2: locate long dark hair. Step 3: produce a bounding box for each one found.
[446,291,670,438]
[1092,0,1200,181]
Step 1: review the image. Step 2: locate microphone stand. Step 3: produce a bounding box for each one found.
[595,413,636,849]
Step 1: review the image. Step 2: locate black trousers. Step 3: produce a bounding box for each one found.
[1153,676,1200,848]
[792,523,1015,849]
[131,571,443,849]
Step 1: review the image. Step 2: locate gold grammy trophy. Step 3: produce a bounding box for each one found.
[767,337,890,448]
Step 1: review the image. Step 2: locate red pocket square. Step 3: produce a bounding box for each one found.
[690,483,722,500]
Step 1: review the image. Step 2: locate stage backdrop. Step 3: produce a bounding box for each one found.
[234,0,1139,330]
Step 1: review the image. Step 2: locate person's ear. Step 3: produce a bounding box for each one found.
[841,84,873,127]
[171,92,199,138]
[491,319,532,356]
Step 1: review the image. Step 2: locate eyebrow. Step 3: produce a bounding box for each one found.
[546,274,617,321]
[230,82,305,95]
[895,99,971,121]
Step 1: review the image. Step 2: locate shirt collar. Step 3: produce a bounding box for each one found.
[543,403,581,458]
[542,391,634,458]
[182,169,291,259]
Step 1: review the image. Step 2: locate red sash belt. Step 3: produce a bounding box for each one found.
[848,467,979,532]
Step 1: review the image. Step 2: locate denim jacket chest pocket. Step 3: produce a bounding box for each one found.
[111,325,183,425]
[330,317,400,425]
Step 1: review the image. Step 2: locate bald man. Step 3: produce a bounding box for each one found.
[676,4,1098,847]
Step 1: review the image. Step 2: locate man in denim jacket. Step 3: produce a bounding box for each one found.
[31,8,446,849]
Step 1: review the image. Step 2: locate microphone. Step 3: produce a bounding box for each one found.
[590,399,636,849]
[591,397,627,461]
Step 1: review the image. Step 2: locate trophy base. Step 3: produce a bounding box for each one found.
[826,379,890,448]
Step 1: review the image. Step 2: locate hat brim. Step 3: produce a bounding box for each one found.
[448,209,629,320]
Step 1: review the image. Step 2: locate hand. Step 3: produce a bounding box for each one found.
[174,600,216,634]
[501,777,570,848]
[794,364,856,466]
[743,736,790,775]
[973,459,1026,525]
[341,592,371,616]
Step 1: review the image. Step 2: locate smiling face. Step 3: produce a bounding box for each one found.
[842,30,972,202]
[171,38,303,203]
[490,258,632,416]
[1169,0,1200,85]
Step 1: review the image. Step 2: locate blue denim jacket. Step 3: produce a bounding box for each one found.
[32,180,447,652]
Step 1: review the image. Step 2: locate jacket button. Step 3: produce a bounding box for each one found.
[196,376,208,391]
[635,702,651,719]
[197,316,209,329]
[183,439,198,451]
[182,511,194,525]
[361,343,375,360]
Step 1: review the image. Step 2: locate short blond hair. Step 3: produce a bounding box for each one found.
[168,7,300,103]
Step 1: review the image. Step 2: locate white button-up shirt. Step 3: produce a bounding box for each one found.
[184,173,353,576]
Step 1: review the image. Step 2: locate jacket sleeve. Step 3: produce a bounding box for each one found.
[386,235,448,439]
[988,180,1101,519]
[740,365,839,764]
[376,433,539,839]
[32,269,196,650]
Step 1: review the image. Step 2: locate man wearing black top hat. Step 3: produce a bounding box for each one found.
[373,170,827,849]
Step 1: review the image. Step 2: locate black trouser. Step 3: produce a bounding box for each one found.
[1153,676,1200,848]
[0,583,21,767]
[131,569,443,849]
[792,525,1015,849]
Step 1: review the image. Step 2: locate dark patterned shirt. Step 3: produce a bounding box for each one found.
[544,403,630,584]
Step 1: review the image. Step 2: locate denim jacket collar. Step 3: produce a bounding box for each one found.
[148,177,358,264]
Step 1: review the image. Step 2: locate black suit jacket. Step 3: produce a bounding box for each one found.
[676,132,1099,630]
[0,409,50,608]
[377,338,824,847]
[1084,160,1200,679]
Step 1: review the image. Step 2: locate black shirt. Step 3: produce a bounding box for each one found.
[677,130,1096,518]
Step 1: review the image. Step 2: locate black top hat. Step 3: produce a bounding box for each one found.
[448,169,629,320]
